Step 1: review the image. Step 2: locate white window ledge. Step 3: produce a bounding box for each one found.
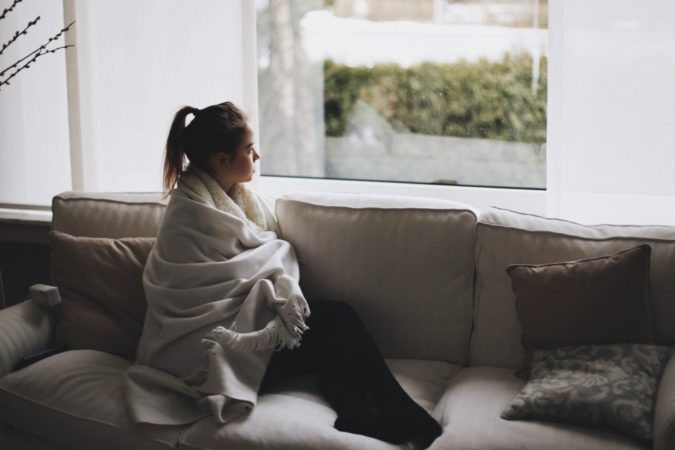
[0,208,51,244]
[0,208,52,224]
[258,176,546,215]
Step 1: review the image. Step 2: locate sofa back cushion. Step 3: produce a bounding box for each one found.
[276,192,479,364]
[50,192,167,358]
[472,207,675,369]
[52,192,167,238]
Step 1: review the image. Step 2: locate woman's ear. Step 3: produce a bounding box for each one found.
[211,151,232,169]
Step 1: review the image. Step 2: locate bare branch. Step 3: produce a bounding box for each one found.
[0,0,23,21]
[0,20,76,77]
[48,20,76,45]
[0,47,39,77]
[0,0,76,92]
[0,44,74,90]
[0,16,40,57]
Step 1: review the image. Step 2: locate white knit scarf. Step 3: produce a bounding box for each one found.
[180,167,268,233]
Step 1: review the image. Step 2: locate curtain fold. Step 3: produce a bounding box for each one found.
[0,0,71,206]
[546,0,675,225]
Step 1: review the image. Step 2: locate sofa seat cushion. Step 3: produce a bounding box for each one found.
[0,350,183,450]
[430,366,647,450]
[178,359,459,450]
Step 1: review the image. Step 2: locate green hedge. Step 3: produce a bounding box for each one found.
[324,53,547,144]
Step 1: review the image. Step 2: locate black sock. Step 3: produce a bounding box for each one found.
[333,392,441,446]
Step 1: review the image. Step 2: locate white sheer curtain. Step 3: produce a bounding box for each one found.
[0,0,71,206]
[64,0,245,193]
[1,0,247,206]
[547,0,675,225]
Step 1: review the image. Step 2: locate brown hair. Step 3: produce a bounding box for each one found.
[163,101,249,193]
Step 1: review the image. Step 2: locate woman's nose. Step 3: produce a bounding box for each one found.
[253,150,260,161]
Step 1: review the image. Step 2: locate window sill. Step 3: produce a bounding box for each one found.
[0,208,52,223]
[258,176,547,215]
[0,209,52,244]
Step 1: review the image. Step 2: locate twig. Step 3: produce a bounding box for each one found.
[0,20,75,77]
[0,16,40,56]
[0,46,39,76]
[0,0,23,21]
[0,44,73,89]
[42,19,75,49]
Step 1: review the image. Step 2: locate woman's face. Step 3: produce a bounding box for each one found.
[210,124,260,192]
[228,124,259,184]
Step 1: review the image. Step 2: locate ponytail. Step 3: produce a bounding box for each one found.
[163,106,200,193]
[163,101,249,194]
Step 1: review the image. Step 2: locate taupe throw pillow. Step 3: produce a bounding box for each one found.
[502,344,670,442]
[49,231,155,359]
[506,244,654,352]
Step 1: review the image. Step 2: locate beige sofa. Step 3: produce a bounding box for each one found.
[0,191,674,450]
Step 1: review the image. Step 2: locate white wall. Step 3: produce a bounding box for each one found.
[547,0,675,225]
[0,0,71,206]
[65,0,245,192]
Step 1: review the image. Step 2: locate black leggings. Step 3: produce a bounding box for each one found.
[259,300,441,445]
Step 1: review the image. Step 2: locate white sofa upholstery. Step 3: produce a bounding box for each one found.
[0,191,673,450]
[472,207,675,369]
[276,192,479,364]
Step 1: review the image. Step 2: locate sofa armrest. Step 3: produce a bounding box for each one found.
[654,347,675,450]
[0,300,54,378]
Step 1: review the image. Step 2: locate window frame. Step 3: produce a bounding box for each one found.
[247,2,549,215]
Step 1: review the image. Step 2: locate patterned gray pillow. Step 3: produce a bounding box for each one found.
[501,344,670,441]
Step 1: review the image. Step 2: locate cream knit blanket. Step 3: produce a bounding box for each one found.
[124,168,310,426]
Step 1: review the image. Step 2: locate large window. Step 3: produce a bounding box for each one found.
[256,0,548,189]
[5,1,673,225]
